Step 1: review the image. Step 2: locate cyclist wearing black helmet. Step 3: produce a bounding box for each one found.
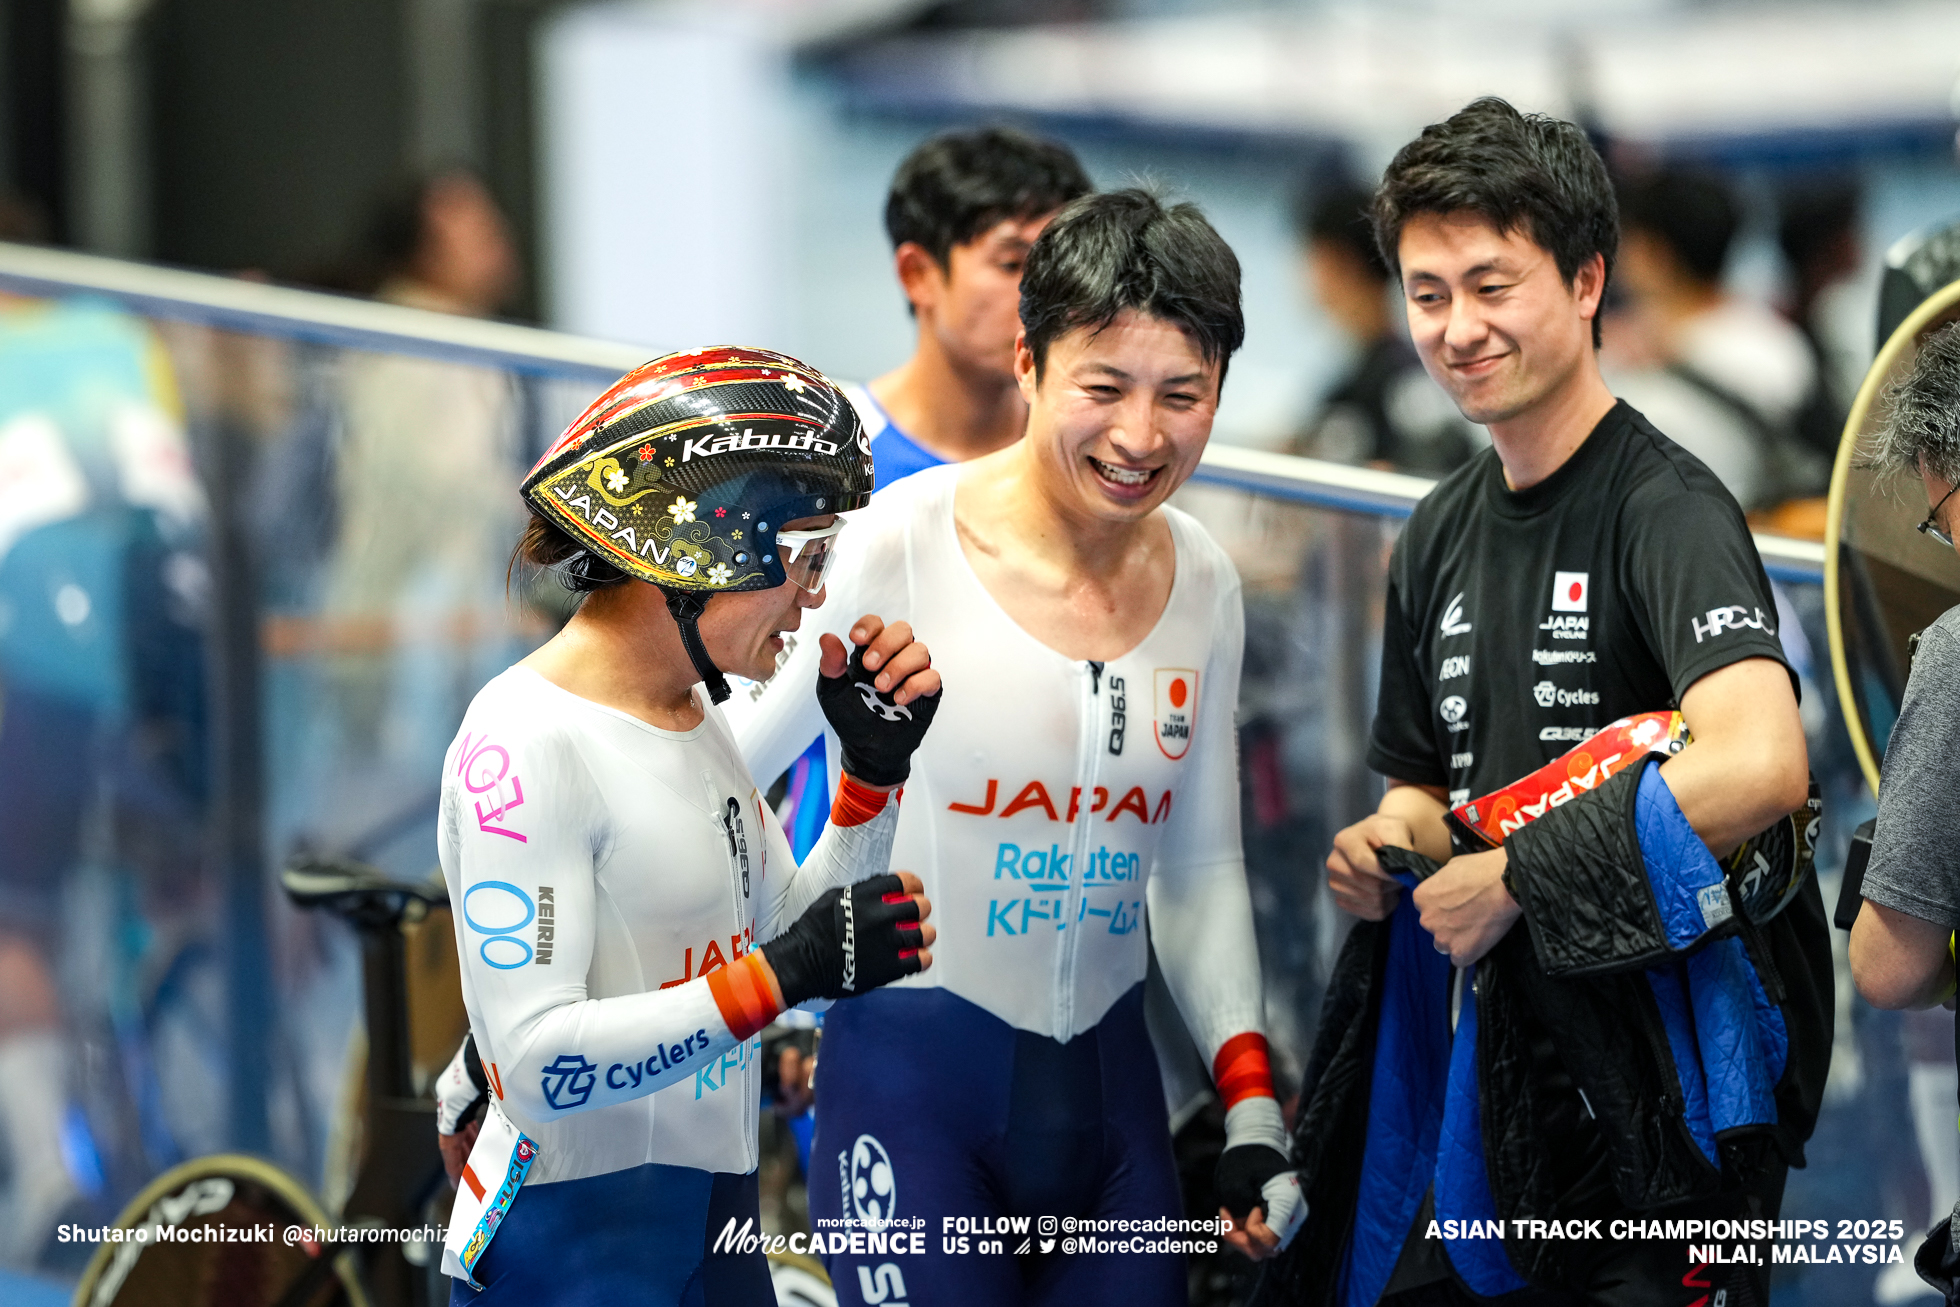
[438,346,941,1304]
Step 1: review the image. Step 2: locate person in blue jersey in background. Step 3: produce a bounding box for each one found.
[774,127,1092,860]
[782,126,1092,838]
[849,126,1092,491]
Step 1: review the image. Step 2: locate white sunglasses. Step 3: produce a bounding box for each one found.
[771,520,846,593]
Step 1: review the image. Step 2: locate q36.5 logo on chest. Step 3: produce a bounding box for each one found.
[1154,669,1198,760]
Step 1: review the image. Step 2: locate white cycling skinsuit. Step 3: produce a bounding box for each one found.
[727,463,1290,1307]
[437,665,900,1303]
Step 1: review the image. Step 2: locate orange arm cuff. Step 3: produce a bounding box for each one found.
[1212,1031,1276,1109]
[831,773,898,828]
[707,952,781,1041]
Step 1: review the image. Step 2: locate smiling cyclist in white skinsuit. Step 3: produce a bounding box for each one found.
[437,347,945,1305]
[731,191,1305,1307]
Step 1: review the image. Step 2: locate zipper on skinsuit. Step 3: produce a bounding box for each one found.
[704,768,760,1172]
[1053,661,1106,1041]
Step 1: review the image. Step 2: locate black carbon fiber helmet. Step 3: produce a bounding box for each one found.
[521,345,873,701]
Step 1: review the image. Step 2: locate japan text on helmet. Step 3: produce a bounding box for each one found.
[520,345,873,594]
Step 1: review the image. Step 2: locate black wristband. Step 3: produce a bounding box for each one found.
[1215,1143,1291,1222]
[816,643,940,787]
[761,874,926,1007]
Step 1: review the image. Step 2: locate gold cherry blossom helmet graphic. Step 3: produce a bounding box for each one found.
[521,345,872,701]
[523,345,872,590]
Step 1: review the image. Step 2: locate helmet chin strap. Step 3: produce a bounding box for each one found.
[661,589,731,704]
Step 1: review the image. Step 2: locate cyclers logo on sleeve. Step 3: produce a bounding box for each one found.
[1154,669,1198,760]
[1691,604,1776,644]
[464,881,537,969]
[540,1054,597,1110]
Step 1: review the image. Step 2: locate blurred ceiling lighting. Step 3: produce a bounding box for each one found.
[834,2,1960,158]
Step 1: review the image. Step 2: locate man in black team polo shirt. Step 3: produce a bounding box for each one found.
[1260,99,1833,1307]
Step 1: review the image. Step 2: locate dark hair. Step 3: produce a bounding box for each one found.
[508,508,627,596]
[1372,97,1618,347]
[1618,168,1738,286]
[302,168,480,297]
[1865,321,1960,487]
[1019,188,1244,381]
[884,126,1092,267]
[1295,181,1388,281]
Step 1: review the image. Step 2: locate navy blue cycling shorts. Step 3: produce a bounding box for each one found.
[809,983,1185,1307]
[450,1163,769,1306]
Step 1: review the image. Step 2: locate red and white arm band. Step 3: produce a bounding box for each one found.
[706,952,783,1042]
[1212,1031,1277,1109]
[830,773,898,828]
[1215,1031,1287,1155]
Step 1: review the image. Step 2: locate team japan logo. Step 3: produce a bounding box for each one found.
[846,1134,898,1225]
[1154,669,1198,760]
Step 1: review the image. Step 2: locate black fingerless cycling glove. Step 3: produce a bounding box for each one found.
[1215,1144,1291,1223]
[760,874,925,1007]
[816,642,940,787]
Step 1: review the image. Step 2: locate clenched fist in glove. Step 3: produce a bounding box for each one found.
[761,872,935,1007]
[816,616,941,788]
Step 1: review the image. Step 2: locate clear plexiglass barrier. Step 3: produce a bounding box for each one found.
[0,243,1917,1307]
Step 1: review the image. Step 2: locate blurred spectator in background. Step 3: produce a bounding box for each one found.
[1606,168,1826,511]
[851,126,1091,484]
[1778,174,1867,463]
[311,169,524,752]
[246,170,526,1200]
[0,288,209,1267]
[1288,181,1481,474]
[325,168,518,318]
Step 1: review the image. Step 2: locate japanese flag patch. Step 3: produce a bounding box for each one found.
[1551,571,1589,613]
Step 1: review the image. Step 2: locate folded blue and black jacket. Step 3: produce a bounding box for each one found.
[1337,761,1786,1306]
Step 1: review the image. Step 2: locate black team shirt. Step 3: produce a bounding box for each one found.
[1367,400,1790,801]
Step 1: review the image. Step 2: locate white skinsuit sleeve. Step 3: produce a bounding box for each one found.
[444,726,755,1121]
[1144,563,1267,1068]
